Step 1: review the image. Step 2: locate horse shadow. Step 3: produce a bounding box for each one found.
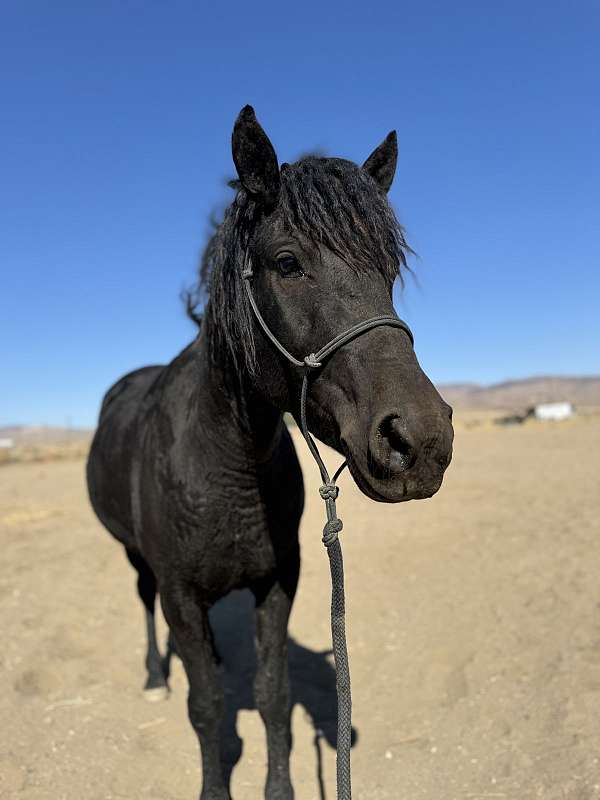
[167,589,358,799]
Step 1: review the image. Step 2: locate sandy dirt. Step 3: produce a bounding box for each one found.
[1,414,600,800]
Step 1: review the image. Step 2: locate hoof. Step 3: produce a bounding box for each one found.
[143,685,169,703]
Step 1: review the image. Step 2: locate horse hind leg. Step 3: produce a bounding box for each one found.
[162,628,179,683]
[125,548,169,702]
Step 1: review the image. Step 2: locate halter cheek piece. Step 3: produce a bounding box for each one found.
[242,260,414,800]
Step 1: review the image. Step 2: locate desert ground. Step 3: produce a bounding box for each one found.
[1,412,600,800]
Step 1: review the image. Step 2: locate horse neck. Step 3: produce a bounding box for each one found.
[189,324,285,468]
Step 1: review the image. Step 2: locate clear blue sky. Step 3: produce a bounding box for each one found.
[1,1,598,427]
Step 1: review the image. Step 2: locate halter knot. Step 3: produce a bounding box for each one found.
[304,354,322,370]
[322,517,343,548]
[319,483,339,501]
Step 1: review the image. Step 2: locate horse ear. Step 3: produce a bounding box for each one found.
[362,130,398,192]
[232,105,280,209]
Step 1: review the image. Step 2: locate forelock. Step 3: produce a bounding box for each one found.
[277,156,411,281]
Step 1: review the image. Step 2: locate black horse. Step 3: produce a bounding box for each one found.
[87,106,454,800]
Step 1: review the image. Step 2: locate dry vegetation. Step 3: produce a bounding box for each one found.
[0,441,91,467]
[0,427,91,467]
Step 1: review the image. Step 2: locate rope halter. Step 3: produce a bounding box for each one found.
[242,258,414,800]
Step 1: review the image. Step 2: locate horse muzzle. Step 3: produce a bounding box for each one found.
[341,405,454,503]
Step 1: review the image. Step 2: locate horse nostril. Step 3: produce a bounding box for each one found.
[378,416,418,472]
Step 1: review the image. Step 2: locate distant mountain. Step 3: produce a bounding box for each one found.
[0,425,92,446]
[2,376,600,435]
[437,376,600,410]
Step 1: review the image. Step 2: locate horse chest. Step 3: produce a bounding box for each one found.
[195,506,283,596]
[135,419,303,596]
[145,475,286,592]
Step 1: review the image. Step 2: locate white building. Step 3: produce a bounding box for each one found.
[532,402,575,421]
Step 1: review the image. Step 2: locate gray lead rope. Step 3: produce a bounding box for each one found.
[242,263,413,799]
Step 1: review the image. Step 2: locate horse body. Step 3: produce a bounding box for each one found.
[89,332,303,590]
[88,330,304,799]
[87,105,454,800]
[88,364,162,549]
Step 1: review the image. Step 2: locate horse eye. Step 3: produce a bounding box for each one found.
[276,254,304,278]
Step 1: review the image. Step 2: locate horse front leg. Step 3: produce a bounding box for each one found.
[161,586,229,800]
[252,563,299,800]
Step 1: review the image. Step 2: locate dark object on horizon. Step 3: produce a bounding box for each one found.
[86,105,453,800]
[495,412,531,426]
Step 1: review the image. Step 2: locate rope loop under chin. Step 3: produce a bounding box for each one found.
[319,483,339,501]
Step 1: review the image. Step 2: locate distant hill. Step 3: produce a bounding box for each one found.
[0,425,92,446]
[437,376,600,410]
[2,376,600,437]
